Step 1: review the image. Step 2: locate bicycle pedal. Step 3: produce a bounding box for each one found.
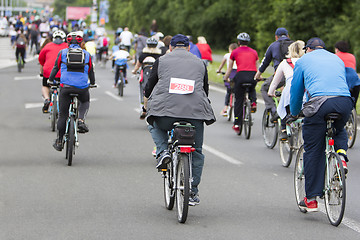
[158,168,167,172]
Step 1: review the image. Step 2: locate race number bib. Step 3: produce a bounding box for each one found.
[169,78,195,95]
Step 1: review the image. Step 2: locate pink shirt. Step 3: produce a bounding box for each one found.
[230,46,258,71]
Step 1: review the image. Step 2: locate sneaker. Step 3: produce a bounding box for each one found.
[125,78,128,84]
[156,150,171,169]
[337,150,348,174]
[152,147,157,157]
[251,102,257,113]
[78,120,89,133]
[42,99,50,113]
[220,109,228,117]
[299,197,318,212]
[189,193,200,206]
[270,112,279,122]
[280,130,288,141]
[341,160,348,174]
[53,138,63,151]
[232,125,240,135]
[140,111,146,119]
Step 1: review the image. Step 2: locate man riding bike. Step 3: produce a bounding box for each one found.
[49,31,96,151]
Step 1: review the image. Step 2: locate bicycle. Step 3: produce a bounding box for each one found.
[294,113,346,226]
[262,91,281,149]
[115,64,126,96]
[239,83,254,139]
[48,81,60,132]
[345,108,357,148]
[162,121,196,223]
[279,116,303,167]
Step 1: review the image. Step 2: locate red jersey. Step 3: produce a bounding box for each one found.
[196,43,212,61]
[230,46,258,71]
[336,52,356,70]
[38,42,68,78]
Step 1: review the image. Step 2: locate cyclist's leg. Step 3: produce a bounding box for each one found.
[114,65,120,85]
[15,47,19,62]
[233,73,246,125]
[20,48,25,63]
[350,85,360,106]
[149,117,174,157]
[261,75,285,112]
[77,88,90,120]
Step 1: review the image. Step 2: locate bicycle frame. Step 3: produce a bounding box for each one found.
[49,86,59,114]
[64,96,79,147]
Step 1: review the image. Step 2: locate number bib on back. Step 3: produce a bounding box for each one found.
[169,78,195,94]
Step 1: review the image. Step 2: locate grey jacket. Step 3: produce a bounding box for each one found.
[147,48,216,125]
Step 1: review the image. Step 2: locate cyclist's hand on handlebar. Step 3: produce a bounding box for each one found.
[89,84,98,88]
[286,115,298,124]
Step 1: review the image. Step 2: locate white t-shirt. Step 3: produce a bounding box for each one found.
[224,53,237,69]
[120,30,133,46]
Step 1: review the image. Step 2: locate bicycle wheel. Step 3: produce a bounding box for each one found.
[227,94,234,122]
[262,108,278,149]
[50,96,57,132]
[67,117,75,166]
[294,145,307,213]
[163,160,175,210]
[118,74,124,96]
[279,135,294,167]
[17,59,22,72]
[243,99,252,139]
[176,153,190,223]
[324,152,346,226]
[346,108,357,148]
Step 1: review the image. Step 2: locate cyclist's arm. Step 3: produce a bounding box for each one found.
[144,59,159,98]
[88,56,95,85]
[49,51,62,82]
[217,56,226,73]
[290,63,305,116]
[268,60,285,96]
[223,59,234,81]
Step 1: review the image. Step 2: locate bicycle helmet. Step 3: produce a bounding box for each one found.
[146,37,158,47]
[237,32,250,42]
[52,30,66,41]
[119,43,126,50]
[66,31,83,44]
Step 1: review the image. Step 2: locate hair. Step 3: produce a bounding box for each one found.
[238,40,249,46]
[40,38,52,50]
[163,35,172,47]
[286,40,305,58]
[335,41,350,53]
[229,43,238,51]
[197,36,207,44]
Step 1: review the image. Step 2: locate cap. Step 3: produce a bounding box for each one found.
[275,27,288,36]
[304,37,326,50]
[170,34,189,47]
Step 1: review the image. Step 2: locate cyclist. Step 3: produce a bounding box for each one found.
[14,28,27,66]
[96,33,110,63]
[38,30,68,113]
[254,27,293,121]
[49,31,96,151]
[290,37,353,212]
[109,43,131,87]
[223,33,258,134]
[217,43,238,116]
[268,40,305,141]
[143,34,216,205]
[119,27,133,52]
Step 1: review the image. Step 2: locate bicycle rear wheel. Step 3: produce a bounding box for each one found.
[17,59,22,72]
[67,117,75,166]
[324,152,346,226]
[262,108,278,149]
[279,135,293,167]
[176,153,190,223]
[118,74,124,96]
[50,96,57,132]
[294,145,306,213]
[227,94,234,122]
[346,108,357,148]
[243,99,252,139]
[163,160,175,210]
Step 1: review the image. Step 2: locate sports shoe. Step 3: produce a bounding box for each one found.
[125,78,128,84]
[337,150,348,174]
[280,130,288,141]
[42,99,50,113]
[78,120,89,133]
[189,193,200,206]
[220,109,228,117]
[140,111,146,119]
[53,138,63,151]
[341,160,348,174]
[270,111,279,122]
[152,147,157,157]
[232,125,240,135]
[156,150,172,169]
[299,197,318,212]
[251,102,257,113]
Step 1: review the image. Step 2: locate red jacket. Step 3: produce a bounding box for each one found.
[38,42,68,78]
[196,43,212,61]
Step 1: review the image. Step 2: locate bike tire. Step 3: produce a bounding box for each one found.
[67,117,75,166]
[347,108,357,148]
[17,60,22,72]
[243,99,252,139]
[118,74,124,97]
[227,94,234,122]
[324,152,346,226]
[294,145,307,213]
[279,135,294,167]
[262,108,278,149]
[163,160,175,210]
[176,153,190,223]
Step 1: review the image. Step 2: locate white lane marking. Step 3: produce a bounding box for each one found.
[105,91,123,101]
[203,144,243,165]
[134,108,141,113]
[209,84,265,104]
[25,98,97,109]
[14,75,41,81]
[318,203,360,233]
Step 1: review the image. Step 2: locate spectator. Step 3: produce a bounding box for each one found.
[197,36,212,66]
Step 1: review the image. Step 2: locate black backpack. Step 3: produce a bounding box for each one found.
[66,48,85,72]
[279,39,294,61]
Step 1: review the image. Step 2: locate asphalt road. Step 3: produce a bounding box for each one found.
[0,39,360,239]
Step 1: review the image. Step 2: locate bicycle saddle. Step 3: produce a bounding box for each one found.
[241,83,253,88]
[324,113,342,121]
[69,93,79,97]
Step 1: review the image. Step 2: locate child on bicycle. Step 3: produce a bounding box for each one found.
[109,43,131,87]
[14,28,27,66]
[217,43,238,116]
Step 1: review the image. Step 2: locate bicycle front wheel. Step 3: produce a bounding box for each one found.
[176,153,190,223]
[262,108,278,149]
[17,59,22,72]
[324,152,346,226]
[243,100,252,139]
[294,145,307,213]
[67,117,75,166]
[280,135,294,167]
[346,108,357,148]
[163,160,175,210]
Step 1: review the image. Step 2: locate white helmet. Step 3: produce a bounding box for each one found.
[52,30,66,41]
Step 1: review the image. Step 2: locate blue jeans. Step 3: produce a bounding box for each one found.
[148,117,205,195]
[302,96,353,199]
